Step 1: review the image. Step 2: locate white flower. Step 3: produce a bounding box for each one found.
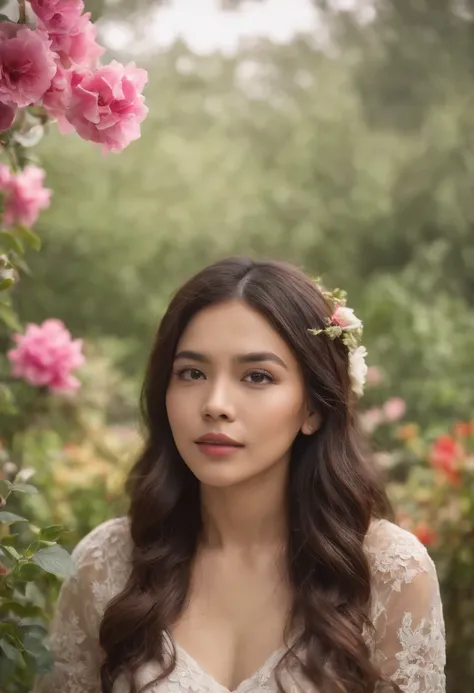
[332,306,362,330]
[15,467,36,483]
[348,345,368,397]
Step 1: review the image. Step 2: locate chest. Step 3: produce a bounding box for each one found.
[171,551,293,691]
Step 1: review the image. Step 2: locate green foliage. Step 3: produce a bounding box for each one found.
[0,481,74,693]
[14,37,474,434]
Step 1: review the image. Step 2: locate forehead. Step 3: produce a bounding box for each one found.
[177,300,295,361]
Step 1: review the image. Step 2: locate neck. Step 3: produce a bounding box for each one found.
[199,460,289,551]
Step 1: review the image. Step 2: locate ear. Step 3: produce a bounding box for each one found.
[301,410,321,436]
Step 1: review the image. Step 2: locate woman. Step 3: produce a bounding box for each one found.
[33,257,446,693]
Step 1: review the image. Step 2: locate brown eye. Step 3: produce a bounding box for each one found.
[177,368,205,381]
[244,370,273,385]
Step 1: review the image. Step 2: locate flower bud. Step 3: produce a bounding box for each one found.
[2,461,17,479]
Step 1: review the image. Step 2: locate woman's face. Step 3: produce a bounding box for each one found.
[166,300,318,488]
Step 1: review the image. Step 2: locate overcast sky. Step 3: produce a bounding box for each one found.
[104,0,346,55]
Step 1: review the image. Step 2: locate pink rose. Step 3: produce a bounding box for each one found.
[366,366,384,386]
[360,407,384,434]
[0,102,16,132]
[43,13,104,68]
[29,0,84,32]
[0,23,57,108]
[8,319,85,392]
[331,306,362,330]
[41,64,74,133]
[1,165,52,228]
[67,60,148,153]
[383,397,406,423]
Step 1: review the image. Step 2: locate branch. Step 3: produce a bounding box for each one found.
[17,0,26,24]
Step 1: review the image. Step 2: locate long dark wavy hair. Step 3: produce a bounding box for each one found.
[99,257,395,693]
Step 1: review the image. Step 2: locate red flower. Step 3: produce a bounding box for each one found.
[428,434,463,484]
[413,523,437,547]
[453,421,474,438]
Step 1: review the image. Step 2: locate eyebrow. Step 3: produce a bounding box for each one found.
[174,350,288,370]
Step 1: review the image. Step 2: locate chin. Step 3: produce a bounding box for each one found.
[186,461,254,489]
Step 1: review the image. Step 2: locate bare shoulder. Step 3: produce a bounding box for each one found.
[364,518,436,589]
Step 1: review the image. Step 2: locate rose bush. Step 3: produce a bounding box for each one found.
[389,423,474,688]
[0,0,148,152]
[361,372,473,689]
[0,1,148,688]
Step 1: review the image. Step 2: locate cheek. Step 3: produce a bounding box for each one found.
[165,387,189,437]
[251,386,306,436]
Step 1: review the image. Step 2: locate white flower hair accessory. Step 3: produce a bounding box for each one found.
[308,284,367,398]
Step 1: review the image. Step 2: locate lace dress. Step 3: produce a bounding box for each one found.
[31,517,446,693]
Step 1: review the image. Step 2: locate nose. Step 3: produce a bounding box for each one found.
[201,378,236,422]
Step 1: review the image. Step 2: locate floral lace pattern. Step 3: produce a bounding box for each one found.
[32,517,446,693]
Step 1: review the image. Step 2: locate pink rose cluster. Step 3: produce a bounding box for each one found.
[0,0,148,153]
[0,163,51,228]
[361,397,407,434]
[8,318,85,392]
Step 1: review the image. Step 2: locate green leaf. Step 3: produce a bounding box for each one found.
[0,622,21,639]
[15,226,41,251]
[0,303,21,331]
[0,637,18,661]
[2,545,21,561]
[25,539,56,559]
[0,276,14,291]
[9,483,39,495]
[9,253,31,276]
[16,562,43,582]
[0,479,12,495]
[0,600,44,618]
[0,231,24,255]
[31,545,75,579]
[0,511,27,525]
[23,635,53,673]
[27,106,49,123]
[1,534,19,547]
[39,525,64,542]
[0,384,18,415]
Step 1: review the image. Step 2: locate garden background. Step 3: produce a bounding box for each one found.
[0,1,473,691]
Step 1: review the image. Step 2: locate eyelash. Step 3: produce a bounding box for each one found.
[173,367,275,385]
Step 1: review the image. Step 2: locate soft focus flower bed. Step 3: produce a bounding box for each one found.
[360,368,474,688]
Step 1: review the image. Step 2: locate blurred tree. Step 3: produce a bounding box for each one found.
[11,28,474,435]
[85,0,166,22]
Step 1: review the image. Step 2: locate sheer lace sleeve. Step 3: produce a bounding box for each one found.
[366,520,446,693]
[32,517,131,693]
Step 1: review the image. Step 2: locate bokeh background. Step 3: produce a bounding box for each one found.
[0,1,473,691]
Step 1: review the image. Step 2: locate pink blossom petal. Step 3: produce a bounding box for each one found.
[67,60,148,153]
[0,24,57,108]
[7,319,85,393]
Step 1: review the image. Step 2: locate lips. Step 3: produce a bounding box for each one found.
[195,433,243,447]
[195,433,244,458]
